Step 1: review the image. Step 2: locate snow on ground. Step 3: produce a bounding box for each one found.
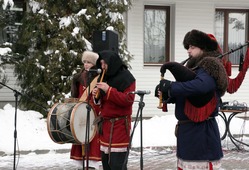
[0,104,249,169]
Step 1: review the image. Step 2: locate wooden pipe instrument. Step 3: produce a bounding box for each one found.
[95,69,106,99]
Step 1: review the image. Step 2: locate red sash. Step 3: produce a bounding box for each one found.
[184,93,217,122]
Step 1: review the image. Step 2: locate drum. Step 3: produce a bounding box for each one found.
[47,102,96,144]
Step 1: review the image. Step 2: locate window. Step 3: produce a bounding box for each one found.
[215,9,249,65]
[0,0,25,44]
[144,5,170,64]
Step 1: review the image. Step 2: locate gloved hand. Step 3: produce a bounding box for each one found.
[159,79,171,92]
[159,79,171,100]
[154,84,160,98]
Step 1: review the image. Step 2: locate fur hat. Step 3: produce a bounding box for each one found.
[183,29,219,52]
[82,51,99,65]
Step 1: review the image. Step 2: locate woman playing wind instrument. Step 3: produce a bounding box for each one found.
[92,50,136,170]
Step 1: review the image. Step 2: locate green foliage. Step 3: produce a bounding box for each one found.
[2,0,133,116]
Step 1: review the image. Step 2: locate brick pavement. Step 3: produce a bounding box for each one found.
[126,147,249,170]
[1,146,249,169]
[111,146,249,170]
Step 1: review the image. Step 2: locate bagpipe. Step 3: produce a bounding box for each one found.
[158,41,249,122]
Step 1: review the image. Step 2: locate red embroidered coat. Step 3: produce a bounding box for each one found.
[99,81,135,148]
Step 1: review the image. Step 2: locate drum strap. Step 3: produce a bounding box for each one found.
[79,75,99,102]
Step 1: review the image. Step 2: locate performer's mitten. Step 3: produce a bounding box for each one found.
[159,79,171,100]
[154,84,160,98]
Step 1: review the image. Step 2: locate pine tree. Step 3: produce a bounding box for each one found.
[3,0,133,116]
[0,1,16,88]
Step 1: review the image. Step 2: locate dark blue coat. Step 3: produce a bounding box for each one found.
[169,68,223,161]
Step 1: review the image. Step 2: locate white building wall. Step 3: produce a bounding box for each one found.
[0,65,21,107]
[1,0,249,117]
[127,0,249,117]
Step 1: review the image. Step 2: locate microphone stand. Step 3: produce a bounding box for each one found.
[0,82,48,170]
[138,94,145,170]
[0,82,21,170]
[83,72,92,170]
[123,93,146,170]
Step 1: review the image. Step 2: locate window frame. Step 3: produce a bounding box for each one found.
[0,0,26,43]
[143,5,170,65]
[215,8,249,65]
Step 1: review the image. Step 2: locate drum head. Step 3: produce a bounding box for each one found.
[71,102,96,144]
[47,103,77,144]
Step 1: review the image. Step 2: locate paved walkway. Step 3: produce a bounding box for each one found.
[127,147,249,170]
[1,146,249,170]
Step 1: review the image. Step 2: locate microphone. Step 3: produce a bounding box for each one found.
[129,90,151,95]
[88,69,102,74]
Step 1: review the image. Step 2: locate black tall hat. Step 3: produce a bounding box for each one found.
[183,29,219,52]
